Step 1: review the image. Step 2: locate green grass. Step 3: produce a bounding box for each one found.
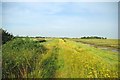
[70,39,120,49]
[0,45,1,79]
[2,38,47,78]
[54,39,118,78]
[2,38,119,78]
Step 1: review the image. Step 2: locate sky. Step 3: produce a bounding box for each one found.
[1,2,118,38]
[1,0,120,2]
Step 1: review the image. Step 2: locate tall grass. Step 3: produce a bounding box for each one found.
[2,38,47,78]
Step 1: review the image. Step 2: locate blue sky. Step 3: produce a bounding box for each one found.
[1,2,118,38]
[1,0,120,2]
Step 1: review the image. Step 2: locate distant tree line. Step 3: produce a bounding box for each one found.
[0,28,14,45]
[81,36,107,39]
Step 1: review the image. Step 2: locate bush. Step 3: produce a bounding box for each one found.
[0,28,14,45]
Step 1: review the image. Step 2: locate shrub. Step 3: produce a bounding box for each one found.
[0,28,14,45]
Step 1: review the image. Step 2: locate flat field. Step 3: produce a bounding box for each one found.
[70,38,120,49]
[2,38,119,78]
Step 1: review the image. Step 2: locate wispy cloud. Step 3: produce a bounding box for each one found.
[2,2,118,38]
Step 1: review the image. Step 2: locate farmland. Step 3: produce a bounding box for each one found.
[70,38,118,48]
[2,38,119,78]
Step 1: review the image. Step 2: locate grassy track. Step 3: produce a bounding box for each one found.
[40,39,118,78]
[2,38,119,78]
